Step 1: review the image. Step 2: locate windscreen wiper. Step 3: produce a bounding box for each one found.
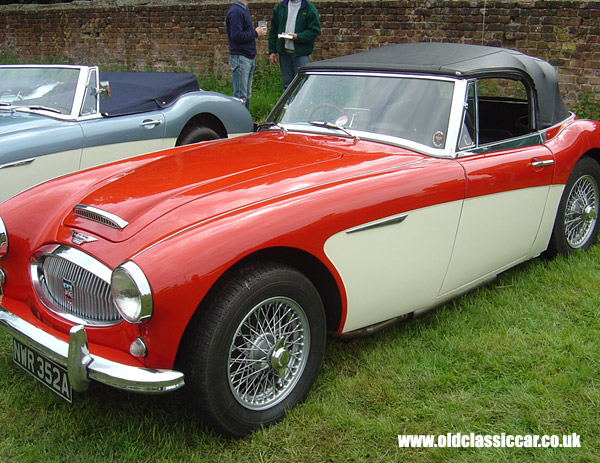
[256,121,287,136]
[309,120,360,141]
[19,105,62,114]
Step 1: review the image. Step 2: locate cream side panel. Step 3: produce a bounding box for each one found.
[439,186,550,296]
[0,149,81,203]
[528,184,565,258]
[79,139,171,170]
[324,201,463,333]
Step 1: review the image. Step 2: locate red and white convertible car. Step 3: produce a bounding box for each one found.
[1,43,599,435]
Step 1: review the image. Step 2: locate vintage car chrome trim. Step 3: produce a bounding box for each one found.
[456,132,544,157]
[305,70,459,83]
[0,216,7,258]
[346,213,409,234]
[31,244,121,326]
[532,159,555,167]
[141,119,163,128]
[541,112,577,142]
[111,261,154,323]
[281,124,455,158]
[0,306,185,393]
[0,158,36,170]
[74,204,129,229]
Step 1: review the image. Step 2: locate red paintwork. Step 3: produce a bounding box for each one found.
[1,122,600,370]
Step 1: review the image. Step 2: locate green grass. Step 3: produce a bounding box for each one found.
[0,248,598,462]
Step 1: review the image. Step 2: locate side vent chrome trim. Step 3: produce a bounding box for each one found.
[74,204,129,230]
[346,213,408,234]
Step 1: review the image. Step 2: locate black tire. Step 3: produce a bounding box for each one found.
[176,126,220,146]
[177,262,326,436]
[547,157,600,256]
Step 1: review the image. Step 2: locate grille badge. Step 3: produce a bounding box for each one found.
[63,280,74,306]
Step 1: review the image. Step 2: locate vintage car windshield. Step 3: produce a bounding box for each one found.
[270,73,455,150]
[0,67,80,115]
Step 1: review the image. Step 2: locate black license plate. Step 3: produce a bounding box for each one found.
[12,338,73,402]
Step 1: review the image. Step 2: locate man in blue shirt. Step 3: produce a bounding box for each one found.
[226,0,267,109]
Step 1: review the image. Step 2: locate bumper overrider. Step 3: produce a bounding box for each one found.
[0,305,185,394]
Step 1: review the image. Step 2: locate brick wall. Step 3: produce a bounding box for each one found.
[0,0,599,110]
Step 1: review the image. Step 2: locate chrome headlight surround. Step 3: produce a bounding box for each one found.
[111,261,153,323]
[0,216,8,258]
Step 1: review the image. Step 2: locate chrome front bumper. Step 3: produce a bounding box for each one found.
[0,306,185,394]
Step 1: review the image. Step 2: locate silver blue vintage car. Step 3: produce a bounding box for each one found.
[0,64,253,202]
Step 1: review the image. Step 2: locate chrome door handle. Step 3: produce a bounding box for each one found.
[141,119,162,128]
[532,159,554,167]
[0,158,35,169]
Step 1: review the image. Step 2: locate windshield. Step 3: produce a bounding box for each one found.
[0,67,80,115]
[270,73,455,149]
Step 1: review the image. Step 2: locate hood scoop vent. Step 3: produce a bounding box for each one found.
[73,204,129,230]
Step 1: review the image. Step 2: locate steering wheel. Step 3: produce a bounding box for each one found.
[308,103,345,122]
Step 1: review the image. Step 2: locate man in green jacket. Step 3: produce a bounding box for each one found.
[268,0,320,90]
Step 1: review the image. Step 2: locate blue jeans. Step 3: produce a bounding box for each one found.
[279,53,309,91]
[230,54,255,109]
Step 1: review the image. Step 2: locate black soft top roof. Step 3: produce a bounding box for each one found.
[303,43,570,129]
[98,71,199,116]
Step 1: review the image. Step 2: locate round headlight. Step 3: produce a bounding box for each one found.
[0,216,8,258]
[111,261,153,323]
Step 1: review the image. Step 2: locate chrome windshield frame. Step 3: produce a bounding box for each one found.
[268,70,467,159]
[0,64,103,122]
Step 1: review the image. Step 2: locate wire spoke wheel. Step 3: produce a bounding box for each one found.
[548,158,600,256]
[228,296,310,410]
[564,174,599,248]
[177,262,326,436]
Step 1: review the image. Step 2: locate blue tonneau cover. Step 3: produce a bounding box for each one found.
[98,71,200,116]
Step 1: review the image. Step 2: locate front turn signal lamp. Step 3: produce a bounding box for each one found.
[111,261,153,323]
[0,216,8,258]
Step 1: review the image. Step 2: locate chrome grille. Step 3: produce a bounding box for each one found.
[32,245,122,326]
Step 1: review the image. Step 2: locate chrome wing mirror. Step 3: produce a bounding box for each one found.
[96,81,111,98]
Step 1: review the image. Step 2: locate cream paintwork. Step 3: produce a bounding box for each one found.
[0,149,81,203]
[325,185,563,333]
[79,138,171,170]
[439,185,550,295]
[324,201,463,332]
[528,185,565,258]
[0,139,176,203]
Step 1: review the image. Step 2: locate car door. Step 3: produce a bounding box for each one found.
[439,78,555,296]
[77,69,167,170]
[78,112,166,169]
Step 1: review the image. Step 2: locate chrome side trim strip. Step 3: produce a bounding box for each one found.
[346,213,408,234]
[0,158,35,170]
[0,306,185,394]
[74,204,129,230]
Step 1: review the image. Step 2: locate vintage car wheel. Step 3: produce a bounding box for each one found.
[548,157,600,255]
[177,262,326,436]
[176,126,220,145]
